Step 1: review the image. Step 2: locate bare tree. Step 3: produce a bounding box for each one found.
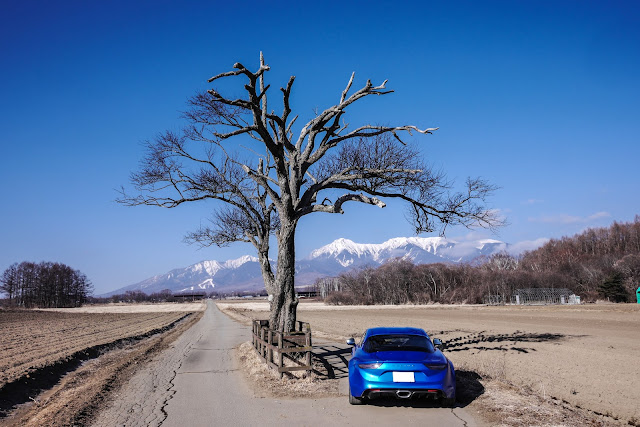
[0,263,18,303]
[118,53,501,331]
[0,262,91,308]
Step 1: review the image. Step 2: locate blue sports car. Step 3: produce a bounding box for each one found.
[346,327,456,406]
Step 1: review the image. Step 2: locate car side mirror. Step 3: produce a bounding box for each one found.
[346,337,356,346]
[433,338,444,350]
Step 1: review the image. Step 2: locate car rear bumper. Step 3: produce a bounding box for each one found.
[363,388,448,400]
[349,364,456,400]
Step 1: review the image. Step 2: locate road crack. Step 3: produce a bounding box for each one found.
[451,408,468,427]
[157,331,202,426]
[158,358,182,425]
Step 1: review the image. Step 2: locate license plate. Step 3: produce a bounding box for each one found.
[392,371,415,383]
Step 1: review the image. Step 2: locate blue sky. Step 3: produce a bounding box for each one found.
[1,0,639,294]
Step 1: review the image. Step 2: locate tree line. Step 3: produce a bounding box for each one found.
[87,289,262,304]
[315,217,640,305]
[89,289,209,304]
[0,261,92,308]
[88,289,176,304]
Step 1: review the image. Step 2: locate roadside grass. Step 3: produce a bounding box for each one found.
[236,341,339,398]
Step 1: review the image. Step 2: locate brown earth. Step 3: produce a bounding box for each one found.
[4,301,637,426]
[0,307,203,425]
[218,301,640,426]
[38,301,205,314]
[0,310,192,389]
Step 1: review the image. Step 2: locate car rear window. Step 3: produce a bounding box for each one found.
[364,334,435,353]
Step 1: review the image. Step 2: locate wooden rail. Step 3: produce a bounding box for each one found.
[252,320,313,377]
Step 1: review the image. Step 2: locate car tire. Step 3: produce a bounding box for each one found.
[348,385,364,405]
[442,395,456,407]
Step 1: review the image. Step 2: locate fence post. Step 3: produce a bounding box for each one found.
[278,332,284,378]
[252,321,256,349]
[305,325,312,369]
[257,324,261,356]
[251,320,314,377]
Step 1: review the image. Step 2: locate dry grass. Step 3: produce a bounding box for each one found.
[235,341,339,398]
[218,303,254,325]
[475,380,604,427]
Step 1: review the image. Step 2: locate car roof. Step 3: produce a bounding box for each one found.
[364,327,428,339]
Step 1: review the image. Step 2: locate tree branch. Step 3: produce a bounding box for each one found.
[299,193,386,215]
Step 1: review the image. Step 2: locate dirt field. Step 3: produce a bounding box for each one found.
[38,301,206,313]
[218,301,640,425]
[0,310,193,390]
[0,303,206,425]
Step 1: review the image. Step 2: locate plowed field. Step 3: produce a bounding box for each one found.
[0,310,188,389]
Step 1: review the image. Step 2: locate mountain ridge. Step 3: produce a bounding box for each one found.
[102,236,512,296]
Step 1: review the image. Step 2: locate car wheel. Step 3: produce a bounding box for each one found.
[348,385,364,405]
[442,395,456,407]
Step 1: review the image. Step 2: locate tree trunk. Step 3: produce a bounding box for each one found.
[269,221,298,332]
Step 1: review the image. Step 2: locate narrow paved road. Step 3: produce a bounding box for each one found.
[94,301,479,426]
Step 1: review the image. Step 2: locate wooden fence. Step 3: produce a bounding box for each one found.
[252,319,313,377]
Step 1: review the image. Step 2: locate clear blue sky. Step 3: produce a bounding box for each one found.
[1,0,639,294]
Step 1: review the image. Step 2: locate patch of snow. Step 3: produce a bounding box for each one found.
[337,257,354,267]
[223,255,259,269]
[197,278,215,289]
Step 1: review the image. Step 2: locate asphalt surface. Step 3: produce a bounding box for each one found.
[93,300,479,426]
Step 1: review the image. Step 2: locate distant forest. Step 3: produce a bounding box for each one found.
[0,261,92,308]
[316,217,640,304]
[89,289,205,304]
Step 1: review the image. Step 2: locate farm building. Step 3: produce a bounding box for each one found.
[173,291,207,301]
[484,288,580,305]
[511,288,580,305]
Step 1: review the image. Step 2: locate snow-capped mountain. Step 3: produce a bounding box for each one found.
[307,236,505,266]
[103,237,510,295]
[294,237,506,284]
[103,255,269,296]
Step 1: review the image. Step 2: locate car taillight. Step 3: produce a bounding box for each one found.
[358,363,382,369]
[423,363,447,370]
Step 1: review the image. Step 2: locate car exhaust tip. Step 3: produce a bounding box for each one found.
[396,390,412,399]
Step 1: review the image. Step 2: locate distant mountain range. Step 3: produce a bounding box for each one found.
[102,237,509,296]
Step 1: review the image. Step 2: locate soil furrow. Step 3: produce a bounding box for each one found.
[0,313,192,418]
[0,311,187,389]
